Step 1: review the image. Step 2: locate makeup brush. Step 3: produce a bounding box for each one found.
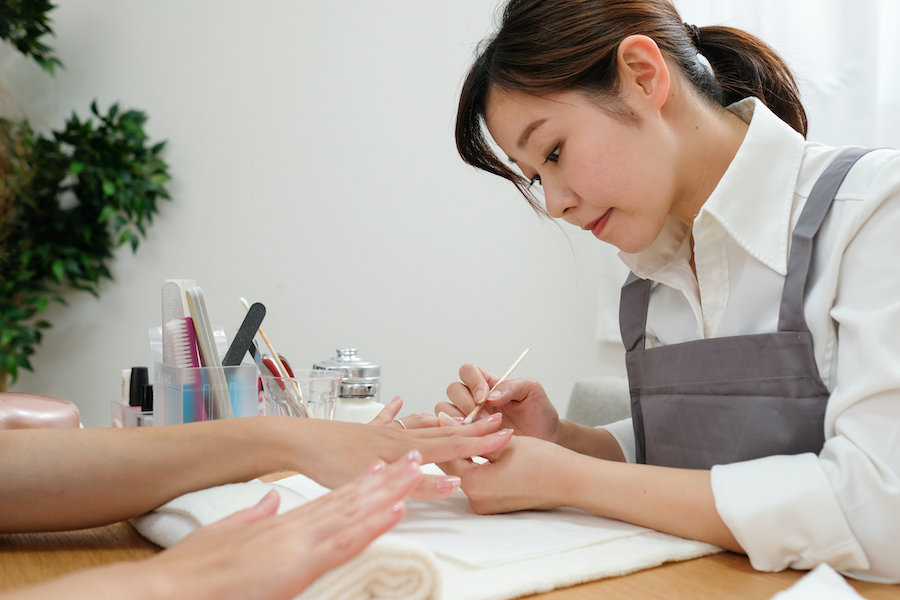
[463,348,531,424]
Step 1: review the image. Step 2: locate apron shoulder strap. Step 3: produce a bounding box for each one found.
[620,271,651,352]
[778,148,874,332]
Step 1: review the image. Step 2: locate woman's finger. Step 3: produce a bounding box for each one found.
[368,395,403,426]
[408,473,462,500]
[458,363,495,405]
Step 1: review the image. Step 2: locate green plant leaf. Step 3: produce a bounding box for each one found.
[51,260,65,282]
[98,205,116,223]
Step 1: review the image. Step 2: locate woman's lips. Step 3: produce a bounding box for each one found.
[584,209,612,238]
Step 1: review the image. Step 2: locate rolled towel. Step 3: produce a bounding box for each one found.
[130,480,440,600]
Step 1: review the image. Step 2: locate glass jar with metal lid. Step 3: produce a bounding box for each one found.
[312,349,383,423]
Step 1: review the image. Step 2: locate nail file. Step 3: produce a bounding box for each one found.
[185,286,233,419]
[222,303,266,367]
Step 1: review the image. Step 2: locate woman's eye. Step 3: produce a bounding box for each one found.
[543,145,560,164]
[529,174,542,187]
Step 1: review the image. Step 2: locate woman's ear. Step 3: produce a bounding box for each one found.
[616,35,670,111]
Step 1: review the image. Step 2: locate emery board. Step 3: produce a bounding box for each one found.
[185,287,233,419]
[222,302,266,367]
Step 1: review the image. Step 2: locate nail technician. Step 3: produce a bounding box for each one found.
[438,0,900,583]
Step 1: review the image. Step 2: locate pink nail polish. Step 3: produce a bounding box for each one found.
[437,477,461,493]
[368,460,386,474]
[405,449,422,463]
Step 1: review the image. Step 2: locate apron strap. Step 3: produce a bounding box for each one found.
[620,271,650,352]
[778,149,874,332]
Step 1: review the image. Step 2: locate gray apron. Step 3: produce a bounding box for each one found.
[619,149,871,470]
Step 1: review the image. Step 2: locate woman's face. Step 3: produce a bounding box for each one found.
[484,87,681,254]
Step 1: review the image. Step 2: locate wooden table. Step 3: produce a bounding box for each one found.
[1,473,897,599]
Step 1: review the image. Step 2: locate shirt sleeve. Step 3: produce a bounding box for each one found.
[599,417,636,464]
[711,153,900,583]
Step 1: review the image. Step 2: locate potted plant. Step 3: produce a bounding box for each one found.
[0,1,170,391]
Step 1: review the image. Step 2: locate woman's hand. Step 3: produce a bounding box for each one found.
[438,436,568,514]
[367,395,441,430]
[3,453,424,600]
[151,452,422,600]
[436,363,562,442]
[291,408,512,500]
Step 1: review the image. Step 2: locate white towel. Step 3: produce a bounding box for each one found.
[769,564,866,600]
[130,481,440,600]
[132,474,720,600]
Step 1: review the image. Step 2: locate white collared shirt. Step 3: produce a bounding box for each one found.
[602,98,900,582]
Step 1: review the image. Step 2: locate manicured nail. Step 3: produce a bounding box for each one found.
[487,390,501,401]
[485,412,502,423]
[438,411,458,427]
[392,501,405,513]
[474,389,486,404]
[405,449,422,464]
[368,460,386,474]
[436,476,461,494]
[496,428,513,437]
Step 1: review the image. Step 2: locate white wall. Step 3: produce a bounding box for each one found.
[7,1,896,428]
[8,1,621,427]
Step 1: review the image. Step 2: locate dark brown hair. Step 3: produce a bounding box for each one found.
[456,0,807,211]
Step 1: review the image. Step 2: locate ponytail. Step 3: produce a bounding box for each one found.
[691,25,807,137]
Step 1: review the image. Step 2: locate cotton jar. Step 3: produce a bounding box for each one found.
[313,349,383,423]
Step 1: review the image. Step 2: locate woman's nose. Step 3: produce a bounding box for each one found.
[543,180,578,221]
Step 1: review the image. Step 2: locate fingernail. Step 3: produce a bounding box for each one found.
[486,412,503,423]
[405,449,422,464]
[392,501,405,513]
[436,476,461,493]
[368,460,386,474]
[474,389,486,404]
[487,390,501,401]
[496,428,513,437]
[438,411,458,427]
[392,395,402,403]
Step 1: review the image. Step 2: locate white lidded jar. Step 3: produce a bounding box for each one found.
[312,349,383,424]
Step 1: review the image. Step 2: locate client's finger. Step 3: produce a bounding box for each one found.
[414,425,513,465]
[368,395,403,426]
[409,473,462,500]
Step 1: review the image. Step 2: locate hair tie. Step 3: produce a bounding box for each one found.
[684,23,702,49]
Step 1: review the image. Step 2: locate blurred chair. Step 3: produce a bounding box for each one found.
[0,393,81,429]
[564,376,630,427]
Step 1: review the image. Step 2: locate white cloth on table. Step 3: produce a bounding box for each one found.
[769,564,865,600]
[602,97,900,582]
[131,469,720,600]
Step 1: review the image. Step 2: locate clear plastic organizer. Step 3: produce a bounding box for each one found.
[153,362,259,425]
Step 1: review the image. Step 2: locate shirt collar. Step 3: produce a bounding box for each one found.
[620,98,806,277]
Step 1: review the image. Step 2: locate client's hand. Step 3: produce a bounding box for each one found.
[149,451,424,600]
[296,398,512,500]
[367,394,441,430]
[2,453,424,600]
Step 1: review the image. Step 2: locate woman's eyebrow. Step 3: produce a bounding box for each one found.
[517,118,547,149]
